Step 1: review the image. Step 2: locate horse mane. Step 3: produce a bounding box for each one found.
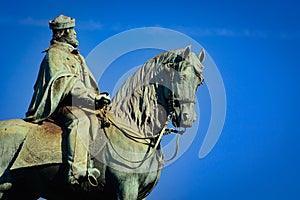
[111,49,184,135]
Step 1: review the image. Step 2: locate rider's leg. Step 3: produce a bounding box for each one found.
[57,106,99,185]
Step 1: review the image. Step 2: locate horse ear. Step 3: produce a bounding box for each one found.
[182,45,191,59]
[198,48,205,63]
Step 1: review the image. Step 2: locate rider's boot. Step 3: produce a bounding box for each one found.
[68,132,100,187]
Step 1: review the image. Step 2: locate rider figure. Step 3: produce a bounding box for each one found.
[25,14,110,186]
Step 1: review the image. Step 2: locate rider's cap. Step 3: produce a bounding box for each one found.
[49,14,75,30]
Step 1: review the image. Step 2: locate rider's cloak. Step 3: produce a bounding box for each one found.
[25,41,99,123]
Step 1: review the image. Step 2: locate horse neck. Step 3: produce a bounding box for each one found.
[110,62,169,137]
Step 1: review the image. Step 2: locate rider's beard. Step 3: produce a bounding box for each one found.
[66,36,79,48]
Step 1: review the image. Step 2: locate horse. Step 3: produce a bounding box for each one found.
[0,45,205,200]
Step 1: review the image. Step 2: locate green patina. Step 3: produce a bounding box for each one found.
[0,46,205,200]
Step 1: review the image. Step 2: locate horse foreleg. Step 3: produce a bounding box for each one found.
[117,179,139,200]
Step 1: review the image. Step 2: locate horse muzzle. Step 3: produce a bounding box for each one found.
[172,111,196,128]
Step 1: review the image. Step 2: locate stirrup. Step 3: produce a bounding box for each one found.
[87,168,100,187]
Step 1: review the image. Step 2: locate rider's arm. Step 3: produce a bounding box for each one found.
[69,78,98,108]
[69,79,111,109]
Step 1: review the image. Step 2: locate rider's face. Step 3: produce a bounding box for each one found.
[66,28,79,48]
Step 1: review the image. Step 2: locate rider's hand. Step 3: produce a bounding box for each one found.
[95,92,111,109]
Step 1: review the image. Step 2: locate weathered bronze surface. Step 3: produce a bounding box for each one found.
[0,15,205,200]
[10,120,64,170]
[25,14,106,187]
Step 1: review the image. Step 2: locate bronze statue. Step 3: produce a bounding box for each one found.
[0,14,205,200]
[25,14,110,186]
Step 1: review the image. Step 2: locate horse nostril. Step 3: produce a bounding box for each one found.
[182,113,189,121]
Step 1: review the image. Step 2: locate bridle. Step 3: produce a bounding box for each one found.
[103,113,174,166]
[102,87,183,165]
[102,59,202,164]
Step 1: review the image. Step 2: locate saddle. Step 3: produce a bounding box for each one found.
[10,120,66,170]
[10,119,107,170]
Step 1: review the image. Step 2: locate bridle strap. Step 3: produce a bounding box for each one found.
[164,134,180,162]
[105,113,171,140]
[173,97,196,104]
[103,114,172,164]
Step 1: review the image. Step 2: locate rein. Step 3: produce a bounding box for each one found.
[103,113,174,164]
[106,112,171,141]
[102,107,185,164]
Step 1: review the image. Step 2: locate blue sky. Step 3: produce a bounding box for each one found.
[1,0,300,199]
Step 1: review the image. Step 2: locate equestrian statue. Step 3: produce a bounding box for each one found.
[0,14,205,200]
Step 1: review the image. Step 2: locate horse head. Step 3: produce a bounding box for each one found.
[111,45,205,135]
[157,45,205,128]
